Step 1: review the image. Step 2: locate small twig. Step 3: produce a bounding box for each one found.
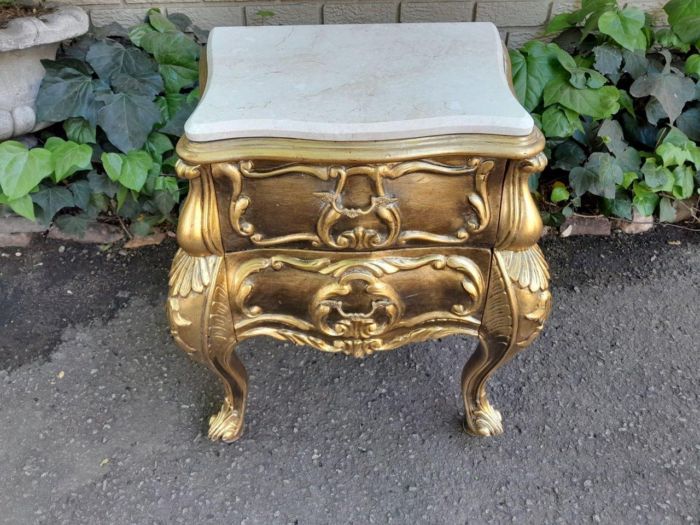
[115,214,133,239]
[658,222,700,232]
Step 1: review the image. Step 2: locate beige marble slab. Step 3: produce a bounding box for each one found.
[185,22,533,142]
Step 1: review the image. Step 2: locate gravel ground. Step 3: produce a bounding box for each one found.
[0,229,698,524]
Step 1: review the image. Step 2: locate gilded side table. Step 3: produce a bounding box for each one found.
[167,23,552,442]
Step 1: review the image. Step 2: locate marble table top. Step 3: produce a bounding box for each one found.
[185,23,534,142]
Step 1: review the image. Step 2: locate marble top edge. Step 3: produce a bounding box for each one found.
[187,22,534,142]
[208,21,501,38]
[185,114,535,142]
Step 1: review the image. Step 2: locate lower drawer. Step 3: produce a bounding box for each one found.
[224,247,491,357]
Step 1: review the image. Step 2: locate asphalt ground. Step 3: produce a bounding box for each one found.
[0,228,698,524]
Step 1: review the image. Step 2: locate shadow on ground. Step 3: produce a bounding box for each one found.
[0,228,698,523]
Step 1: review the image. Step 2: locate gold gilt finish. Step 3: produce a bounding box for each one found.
[168,126,551,443]
[210,156,498,251]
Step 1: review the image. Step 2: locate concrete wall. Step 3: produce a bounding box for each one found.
[57,0,668,47]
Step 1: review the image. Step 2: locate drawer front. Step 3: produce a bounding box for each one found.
[225,247,490,357]
[212,157,505,252]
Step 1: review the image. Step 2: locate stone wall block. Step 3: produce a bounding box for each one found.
[166,6,245,30]
[324,3,398,24]
[400,1,474,22]
[476,1,552,27]
[245,4,322,25]
[506,27,545,48]
[89,8,154,28]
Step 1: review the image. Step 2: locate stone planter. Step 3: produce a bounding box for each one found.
[0,6,88,140]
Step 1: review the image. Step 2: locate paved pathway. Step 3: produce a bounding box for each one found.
[0,229,698,524]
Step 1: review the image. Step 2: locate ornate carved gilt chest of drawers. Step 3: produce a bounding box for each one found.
[167,22,552,442]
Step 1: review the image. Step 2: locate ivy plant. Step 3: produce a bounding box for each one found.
[515,0,700,224]
[0,8,200,235]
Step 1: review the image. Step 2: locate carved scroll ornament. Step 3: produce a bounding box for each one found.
[228,253,486,358]
[213,158,495,250]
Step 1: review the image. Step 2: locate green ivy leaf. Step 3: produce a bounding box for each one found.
[86,171,117,199]
[641,158,674,191]
[110,71,164,98]
[630,68,696,125]
[4,194,36,221]
[672,165,695,199]
[509,42,565,112]
[544,76,620,119]
[616,147,642,173]
[644,99,668,126]
[148,8,179,33]
[659,196,676,222]
[86,40,159,82]
[101,150,154,191]
[139,30,199,69]
[655,28,691,53]
[97,92,162,153]
[54,213,91,236]
[44,137,93,182]
[145,132,174,159]
[542,105,582,138]
[602,191,633,220]
[586,152,624,198]
[550,183,571,203]
[661,127,693,148]
[553,140,587,170]
[621,49,648,80]
[598,7,648,51]
[156,92,197,135]
[664,0,700,44]
[621,171,639,189]
[685,55,700,78]
[0,142,53,200]
[570,166,598,197]
[153,188,178,216]
[656,142,690,167]
[69,180,92,210]
[63,117,97,144]
[129,23,156,47]
[32,186,75,224]
[159,64,199,94]
[676,108,700,142]
[592,44,623,79]
[35,66,99,125]
[597,119,626,157]
[632,182,660,216]
[617,91,634,116]
[546,13,575,34]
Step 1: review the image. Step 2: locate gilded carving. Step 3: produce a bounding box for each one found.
[462,245,551,436]
[215,158,495,250]
[175,160,224,257]
[167,249,220,357]
[169,128,553,442]
[228,253,485,358]
[496,153,548,250]
[471,399,504,437]
[167,249,248,443]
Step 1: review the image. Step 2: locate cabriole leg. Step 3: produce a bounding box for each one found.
[462,245,551,436]
[207,342,248,442]
[167,249,246,443]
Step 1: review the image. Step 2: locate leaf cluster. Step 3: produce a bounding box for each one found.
[514,0,700,224]
[0,9,201,235]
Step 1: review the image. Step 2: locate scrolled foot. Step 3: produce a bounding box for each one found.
[465,400,503,436]
[208,400,244,443]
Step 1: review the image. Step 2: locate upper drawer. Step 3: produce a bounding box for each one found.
[211,156,506,252]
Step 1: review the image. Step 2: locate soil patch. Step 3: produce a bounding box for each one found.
[0,5,53,28]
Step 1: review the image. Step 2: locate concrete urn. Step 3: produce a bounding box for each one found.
[0,6,89,140]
